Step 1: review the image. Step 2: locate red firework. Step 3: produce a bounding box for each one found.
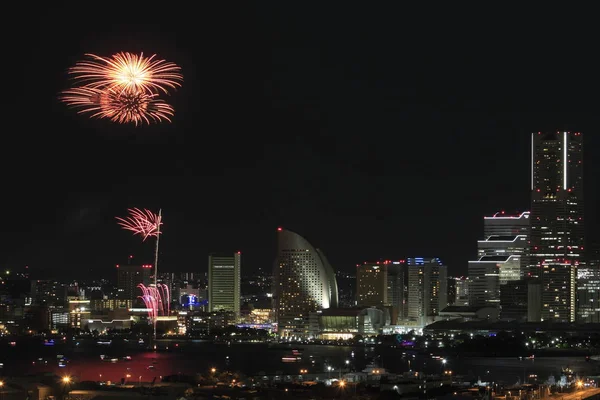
[138,283,171,319]
[116,208,162,241]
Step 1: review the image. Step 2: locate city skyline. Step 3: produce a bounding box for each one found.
[3,4,600,279]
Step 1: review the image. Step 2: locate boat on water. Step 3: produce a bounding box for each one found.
[281,350,303,363]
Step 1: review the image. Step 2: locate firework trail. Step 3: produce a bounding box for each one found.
[118,208,163,342]
[60,87,174,126]
[116,208,162,241]
[60,52,182,124]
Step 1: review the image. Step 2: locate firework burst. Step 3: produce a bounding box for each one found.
[138,283,171,320]
[68,52,183,95]
[60,87,174,125]
[116,208,162,241]
[61,52,183,125]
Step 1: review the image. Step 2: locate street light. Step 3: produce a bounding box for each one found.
[61,376,71,400]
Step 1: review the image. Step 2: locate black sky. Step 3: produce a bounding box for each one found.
[3,4,599,279]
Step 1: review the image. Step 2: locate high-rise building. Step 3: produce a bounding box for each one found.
[273,228,338,337]
[483,211,531,237]
[577,244,600,322]
[406,257,447,326]
[387,261,408,322]
[116,264,152,300]
[530,131,584,322]
[335,271,356,308]
[454,276,470,306]
[208,252,241,319]
[468,260,500,307]
[446,278,456,307]
[474,211,530,284]
[356,262,388,307]
[499,280,529,322]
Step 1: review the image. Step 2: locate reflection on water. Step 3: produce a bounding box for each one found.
[3,339,598,385]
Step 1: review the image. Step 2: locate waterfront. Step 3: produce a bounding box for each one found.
[2,338,599,385]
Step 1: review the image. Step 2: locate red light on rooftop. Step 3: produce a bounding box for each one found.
[237,251,241,254]
[116,265,119,268]
[277,227,282,231]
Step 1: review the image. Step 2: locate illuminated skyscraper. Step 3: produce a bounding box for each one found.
[208,252,241,319]
[273,228,338,337]
[530,131,584,322]
[577,244,600,322]
[471,211,530,284]
[356,262,388,307]
[406,257,447,326]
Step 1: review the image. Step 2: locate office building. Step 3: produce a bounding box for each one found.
[208,252,241,319]
[387,261,408,321]
[475,211,530,284]
[356,262,388,307]
[273,228,338,337]
[468,260,500,307]
[454,277,470,306]
[406,257,447,326]
[116,264,152,300]
[447,278,456,306]
[530,131,584,322]
[577,244,600,322]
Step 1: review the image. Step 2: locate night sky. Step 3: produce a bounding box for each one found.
[3,5,599,279]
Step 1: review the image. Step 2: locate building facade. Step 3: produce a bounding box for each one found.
[273,228,338,337]
[476,211,530,284]
[356,262,388,307]
[208,252,241,319]
[406,257,447,326]
[468,259,500,307]
[530,131,584,322]
[116,264,152,300]
[387,261,408,322]
[578,244,600,322]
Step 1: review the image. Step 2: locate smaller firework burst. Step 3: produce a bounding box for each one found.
[138,283,171,320]
[116,208,162,241]
[60,87,174,125]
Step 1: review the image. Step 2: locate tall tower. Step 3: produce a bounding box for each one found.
[273,228,338,338]
[530,131,584,322]
[208,252,241,319]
